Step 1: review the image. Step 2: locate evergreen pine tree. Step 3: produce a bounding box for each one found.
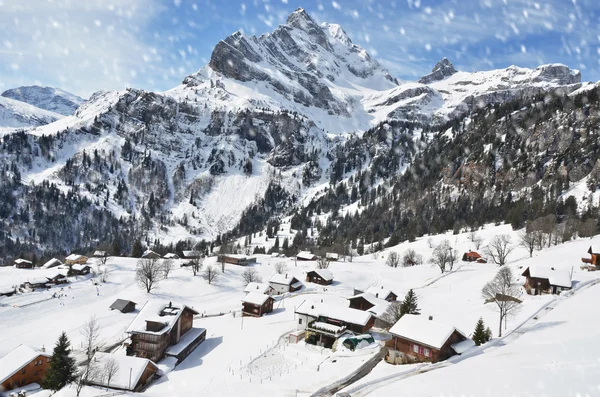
[130,239,143,258]
[400,289,420,316]
[484,327,493,342]
[274,237,280,250]
[282,237,289,250]
[42,332,77,391]
[472,317,487,346]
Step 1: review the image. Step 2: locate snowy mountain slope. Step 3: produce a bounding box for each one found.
[1,85,85,116]
[0,95,63,129]
[0,8,595,257]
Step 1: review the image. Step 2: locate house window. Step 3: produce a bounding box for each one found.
[34,361,38,366]
[424,348,430,357]
[418,346,424,355]
[299,318,303,325]
[34,370,38,376]
[21,369,26,374]
[412,344,419,353]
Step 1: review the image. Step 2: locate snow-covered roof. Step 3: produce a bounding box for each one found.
[165,327,206,356]
[269,274,298,285]
[90,352,157,391]
[71,263,90,271]
[295,300,373,326]
[0,286,15,295]
[451,338,476,354]
[311,321,345,334]
[297,251,316,260]
[365,286,395,300]
[310,269,333,281]
[221,254,248,259]
[524,266,572,288]
[14,259,32,265]
[126,301,198,336]
[142,250,159,257]
[182,250,201,258]
[65,254,86,261]
[0,345,50,384]
[348,293,390,317]
[244,282,272,294]
[110,299,136,311]
[93,251,107,257]
[241,292,272,306]
[41,258,62,269]
[163,253,179,259]
[25,277,50,285]
[389,314,468,350]
[326,252,339,260]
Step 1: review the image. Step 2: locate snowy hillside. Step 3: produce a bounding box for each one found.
[1,86,85,116]
[1,224,599,397]
[0,95,62,129]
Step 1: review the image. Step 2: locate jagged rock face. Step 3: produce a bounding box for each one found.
[418,58,458,84]
[1,86,84,116]
[206,8,397,116]
[531,64,581,85]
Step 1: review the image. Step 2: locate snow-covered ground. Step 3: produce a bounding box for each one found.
[1,223,599,397]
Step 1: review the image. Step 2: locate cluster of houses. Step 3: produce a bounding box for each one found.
[0,299,207,395]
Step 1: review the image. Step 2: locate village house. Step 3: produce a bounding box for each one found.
[14,259,33,269]
[217,254,257,266]
[60,263,92,276]
[355,286,398,302]
[581,246,600,269]
[241,293,275,317]
[163,253,179,259]
[521,265,572,295]
[142,250,161,259]
[41,258,62,269]
[347,292,391,328]
[93,251,108,258]
[46,271,68,285]
[182,250,202,259]
[296,251,317,261]
[325,252,339,261]
[110,299,137,313]
[243,282,274,295]
[22,277,50,290]
[462,251,482,262]
[269,274,303,295]
[88,352,158,392]
[306,269,334,285]
[64,254,88,266]
[126,301,206,364]
[386,314,471,364]
[295,300,375,348]
[0,345,50,392]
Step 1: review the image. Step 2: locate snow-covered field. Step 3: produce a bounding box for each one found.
[1,223,599,397]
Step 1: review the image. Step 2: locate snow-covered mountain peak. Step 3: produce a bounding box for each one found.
[1,85,85,116]
[418,57,458,84]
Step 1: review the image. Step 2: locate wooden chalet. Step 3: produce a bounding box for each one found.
[70,264,92,275]
[581,246,600,269]
[269,274,303,295]
[163,253,179,259]
[241,293,275,317]
[462,251,482,262]
[64,254,88,265]
[244,282,274,295]
[522,265,572,295]
[14,259,33,269]
[295,300,375,348]
[126,301,206,364]
[46,271,68,285]
[142,250,161,259]
[89,352,158,392]
[306,269,334,285]
[0,345,50,392]
[41,258,62,269]
[110,299,137,313]
[296,251,317,261]
[348,293,391,328]
[217,254,257,266]
[362,286,397,302]
[386,314,471,364]
[22,277,50,290]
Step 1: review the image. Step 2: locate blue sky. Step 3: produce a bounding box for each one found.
[0,0,598,98]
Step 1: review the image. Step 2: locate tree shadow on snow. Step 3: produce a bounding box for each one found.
[174,336,224,371]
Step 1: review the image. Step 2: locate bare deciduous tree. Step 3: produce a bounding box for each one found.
[429,240,455,273]
[161,259,174,279]
[274,262,288,274]
[77,316,102,396]
[518,230,536,258]
[98,267,111,283]
[402,248,421,267]
[316,256,330,269]
[481,267,522,337]
[102,358,119,390]
[188,256,204,276]
[380,301,403,326]
[203,265,219,285]
[135,258,163,293]
[473,235,483,250]
[386,252,400,268]
[484,235,514,266]
[241,268,262,285]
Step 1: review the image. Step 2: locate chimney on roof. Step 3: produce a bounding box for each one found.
[169,301,172,308]
[381,286,383,289]
[429,316,433,321]
[375,293,379,298]
[311,305,314,309]
[41,346,45,352]
[285,273,288,279]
